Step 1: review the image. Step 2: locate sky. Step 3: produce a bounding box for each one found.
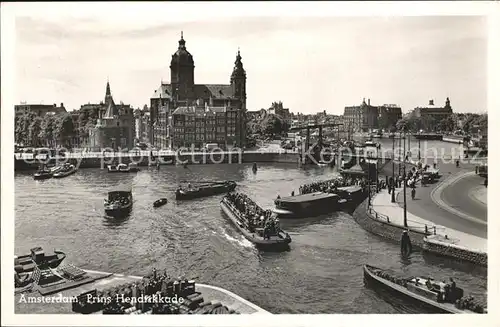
[12,5,488,115]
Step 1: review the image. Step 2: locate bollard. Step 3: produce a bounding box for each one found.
[433,226,436,235]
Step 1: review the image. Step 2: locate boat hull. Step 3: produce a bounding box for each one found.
[363,265,473,314]
[105,204,132,217]
[53,168,77,178]
[176,183,237,200]
[153,199,168,208]
[34,173,52,180]
[220,199,291,250]
[273,194,345,219]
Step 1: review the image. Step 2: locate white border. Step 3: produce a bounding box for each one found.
[2,2,499,326]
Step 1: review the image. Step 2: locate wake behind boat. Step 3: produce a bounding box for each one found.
[363,264,486,314]
[175,181,237,200]
[104,186,133,217]
[221,193,291,250]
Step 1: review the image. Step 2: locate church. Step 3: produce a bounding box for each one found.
[149,32,247,150]
[87,81,135,151]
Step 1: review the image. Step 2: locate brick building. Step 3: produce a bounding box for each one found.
[411,98,453,131]
[149,33,247,150]
[343,98,402,132]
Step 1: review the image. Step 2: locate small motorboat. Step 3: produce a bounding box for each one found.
[108,163,140,173]
[107,165,120,173]
[14,247,66,273]
[52,163,77,178]
[104,186,133,217]
[175,181,237,200]
[33,169,53,180]
[153,198,168,208]
[363,264,486,314]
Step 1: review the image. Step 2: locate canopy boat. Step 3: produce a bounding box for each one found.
[175,181,237,200]
[363,264,486,314]
[104,186,133,217]
[52,163,77,178]
[153,198,168,208]
[221,194,291,250]
[14,247,66,273]
[272,192,346,219]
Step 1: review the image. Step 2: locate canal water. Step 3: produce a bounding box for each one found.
[15,155,486,313]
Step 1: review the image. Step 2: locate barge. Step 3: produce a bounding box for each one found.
[176,181,237,200]
[273,192,346,219]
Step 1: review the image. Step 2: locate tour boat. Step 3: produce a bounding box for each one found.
[104,186,133,217]
[153,198,168,208]
[14,247,66,273]
[52,163,77,178]
[220,196,291,250]
[363,264,486,314]
[273,192,346,219]
[175,181,237,200]
[335,185,367,210]
[108,163,140,173]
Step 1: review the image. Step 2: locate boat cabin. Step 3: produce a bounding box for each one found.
[107,186,132,203]
[408,277,463,303]
[31,247,45,263]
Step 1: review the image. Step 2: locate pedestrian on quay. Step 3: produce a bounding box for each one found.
[411,188,416,200]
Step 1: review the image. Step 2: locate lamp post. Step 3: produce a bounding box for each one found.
[391,134,396,203]
[403,130,408,228]
[418,131,421,160]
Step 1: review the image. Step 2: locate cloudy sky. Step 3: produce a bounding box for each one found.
[12,5,487,114]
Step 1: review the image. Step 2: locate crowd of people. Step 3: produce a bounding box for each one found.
[225,192,282,239]
[298,177,366,195]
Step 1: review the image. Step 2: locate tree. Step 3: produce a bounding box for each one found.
[39,114,56,147]
[28,117,43,147]
[55,113,76,148]
[438,115,456,132]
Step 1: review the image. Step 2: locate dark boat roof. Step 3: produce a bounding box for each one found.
[337,185,363,193]
[109,185,132,194]
[279,192,339,203]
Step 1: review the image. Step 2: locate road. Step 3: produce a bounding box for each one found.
[441,174,487,222]
[396,161,487,239]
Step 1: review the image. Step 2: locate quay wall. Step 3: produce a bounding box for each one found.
[423,237,487,267]
[352,199,427,249]
[14,151,300,171]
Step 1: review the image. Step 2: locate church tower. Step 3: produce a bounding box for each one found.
[230,49,246,110]
[170,32,195,102]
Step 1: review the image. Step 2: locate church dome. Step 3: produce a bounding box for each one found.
[171,32,193,66]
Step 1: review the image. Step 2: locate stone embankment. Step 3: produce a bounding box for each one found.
[352,199,427,249]
[423,236,487,267]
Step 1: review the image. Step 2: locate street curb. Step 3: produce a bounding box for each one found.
[430,171,487,226]
[469,186,487,206]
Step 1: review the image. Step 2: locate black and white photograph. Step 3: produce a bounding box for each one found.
[1,2,498,326]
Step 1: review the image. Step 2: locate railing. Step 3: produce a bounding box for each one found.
[14,149,300,160]
[367,203,445,235]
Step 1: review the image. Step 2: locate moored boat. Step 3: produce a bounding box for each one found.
[175,181,237,200]
[53,163,77,178]
[14,247,66,273]
[33,169,53,180]
[273,192,346,219]
[104,186,133,217]
[221,193,291,250]
[363,264,486,314]
[107,163,140,173]
[153,198,168,208]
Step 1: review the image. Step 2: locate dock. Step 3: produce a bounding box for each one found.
[15,268,269,314]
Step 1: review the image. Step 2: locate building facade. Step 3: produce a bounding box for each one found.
[412,98,453,131]
[343,98,402,132]
[87,81,135,150]
[267,101,291,123]
[150,33,247,150]
[15,103,66,117]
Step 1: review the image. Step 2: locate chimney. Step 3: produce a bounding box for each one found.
[53,103,56,107]
[368,99,370,106]
[429,99,434,106]
[60,103,64,108]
